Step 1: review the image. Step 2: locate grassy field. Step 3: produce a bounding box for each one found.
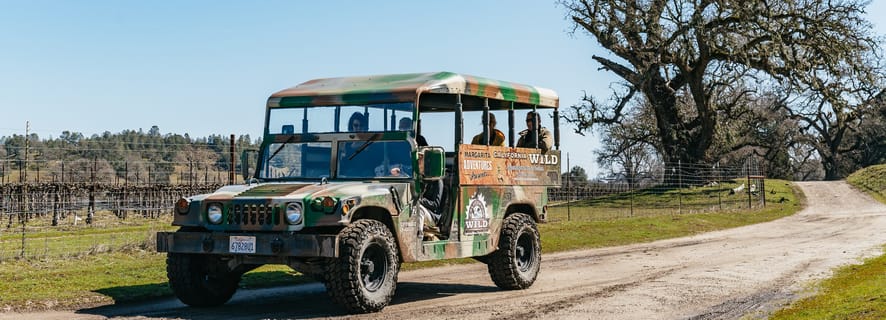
[0,221,175,260]
[769,247,886,319]
[769,165,886,320]
[847,164,886,204]
[546,178,784,222]
[0,178,801,312]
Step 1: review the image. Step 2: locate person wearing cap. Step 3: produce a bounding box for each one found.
[517,111,553,152]
[470,113,505,146]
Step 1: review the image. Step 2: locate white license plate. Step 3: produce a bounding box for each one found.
[229,236,256,254]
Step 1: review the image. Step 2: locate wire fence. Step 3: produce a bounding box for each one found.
[0,158,242,186]
[0,145,769,260]
[0,223,169,261]
[0,183,220,261]
[546,160,769,222]
[0,140,248,260]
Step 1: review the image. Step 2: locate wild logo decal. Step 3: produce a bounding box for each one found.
[465,192,490,234]
[528,153,559,165]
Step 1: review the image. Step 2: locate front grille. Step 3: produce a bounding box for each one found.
[226,204,280,226]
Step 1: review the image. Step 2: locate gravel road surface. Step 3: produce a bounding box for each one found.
[3,181,885,320]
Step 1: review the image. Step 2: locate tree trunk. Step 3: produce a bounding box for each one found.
[643,71,712,185]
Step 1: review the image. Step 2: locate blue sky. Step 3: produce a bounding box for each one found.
[2,1,884,177]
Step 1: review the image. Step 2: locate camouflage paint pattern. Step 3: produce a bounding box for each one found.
[267,72,559,109]
[171,181,411,233]
[406,144,555,262]
[160,72,561,266]
[408,184,550,261]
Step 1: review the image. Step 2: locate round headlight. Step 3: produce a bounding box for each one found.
[175,198,190,215]
[285,203,303,225]
[207,204,223,224]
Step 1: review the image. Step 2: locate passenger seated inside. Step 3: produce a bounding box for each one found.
[341,112,368,157]
[517,111,553,152]
[364,117,416,177]
[399,117,428,147]
[374,144,411,177]
[471,113,505,146]
[348,112,366,132]
[339,112,379,178]
[417,177,444,240]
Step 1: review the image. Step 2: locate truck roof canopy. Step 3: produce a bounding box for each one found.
[268,72,559,111]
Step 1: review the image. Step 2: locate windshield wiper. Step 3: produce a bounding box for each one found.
[267,135,295,162]
[347,133,381,160]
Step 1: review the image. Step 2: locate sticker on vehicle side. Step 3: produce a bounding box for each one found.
[465,192,490,235]
[229,236,256,254]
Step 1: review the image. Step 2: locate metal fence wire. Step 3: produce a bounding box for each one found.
[0,183,220,260]
[0,146,767,259]
[547,160,768,222]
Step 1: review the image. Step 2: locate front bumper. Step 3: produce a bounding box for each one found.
[156,231,339,258]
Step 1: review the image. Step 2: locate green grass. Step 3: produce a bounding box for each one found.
[546,178,784,221]
[769,165,886,319]
[769,246,886,320]
[847,164,886,204]
[0,179,802,312]
[0,220,176,260]
[542,179,800,251]
[0,252,309,311]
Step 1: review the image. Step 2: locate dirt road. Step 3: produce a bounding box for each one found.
[4,181,886,320]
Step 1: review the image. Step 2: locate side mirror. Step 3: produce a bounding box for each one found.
[419,147,444,180]
[240,149,258,182]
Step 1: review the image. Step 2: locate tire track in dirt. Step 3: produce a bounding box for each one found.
[4,181,886,320]
[685,261,817,320]
[490,268,684,320]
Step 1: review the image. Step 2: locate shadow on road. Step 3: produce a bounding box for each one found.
[76,281,498,319]
[392,281,498,304]
[92,282,172,304]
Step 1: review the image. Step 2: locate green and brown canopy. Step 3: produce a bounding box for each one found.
[268,72,558,110]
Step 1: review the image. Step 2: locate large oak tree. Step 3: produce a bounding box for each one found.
[561,0,883,179]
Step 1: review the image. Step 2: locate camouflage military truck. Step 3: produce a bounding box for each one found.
[157,72,562,313]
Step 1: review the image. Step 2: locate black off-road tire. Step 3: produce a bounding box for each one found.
[304,258,335,284]
[325,219,400,313]
[487,213,541,290]
[167,253,240,307]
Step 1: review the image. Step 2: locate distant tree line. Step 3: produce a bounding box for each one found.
[0,125,261,184]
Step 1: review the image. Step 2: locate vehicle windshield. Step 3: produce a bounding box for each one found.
[259,103,416,180]
[258,140,413,179]
[259,142,332,179]
[337,140,412,178]
[268,103,414,134]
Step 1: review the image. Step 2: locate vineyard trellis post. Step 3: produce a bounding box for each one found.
[87,157,96,225]
[52,187,59,226]
[21,121,29,258]
[229,134,236,184]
